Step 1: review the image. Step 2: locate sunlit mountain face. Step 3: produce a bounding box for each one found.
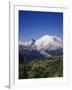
[19,11,63,79]
[19,35,63,63]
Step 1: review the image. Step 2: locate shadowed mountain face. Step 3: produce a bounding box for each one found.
[19,45,44,63]
[19,35,63,63]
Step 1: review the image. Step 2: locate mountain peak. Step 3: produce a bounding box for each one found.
[40,34,52,39]
[34,34,62,50]
[19,34,62,51]
[19,34,63,59]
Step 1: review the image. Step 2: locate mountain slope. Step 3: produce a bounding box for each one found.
[34,35,63,50]
[19,35,63,63]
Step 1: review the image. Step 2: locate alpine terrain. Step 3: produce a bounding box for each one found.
[19,35,63,79]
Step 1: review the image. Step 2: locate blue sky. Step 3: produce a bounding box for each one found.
[19,10,63,41]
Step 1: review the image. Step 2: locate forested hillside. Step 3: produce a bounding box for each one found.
[19,55,63,79]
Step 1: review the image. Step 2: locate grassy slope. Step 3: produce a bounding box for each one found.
[19,55,63,79]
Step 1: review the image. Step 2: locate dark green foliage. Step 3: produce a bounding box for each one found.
[19,55,63,79]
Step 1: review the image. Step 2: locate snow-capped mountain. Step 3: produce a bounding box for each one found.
[34,35,62,50]
[19,35,63,51]
[19,35,63,62]
[19,39,35,47]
